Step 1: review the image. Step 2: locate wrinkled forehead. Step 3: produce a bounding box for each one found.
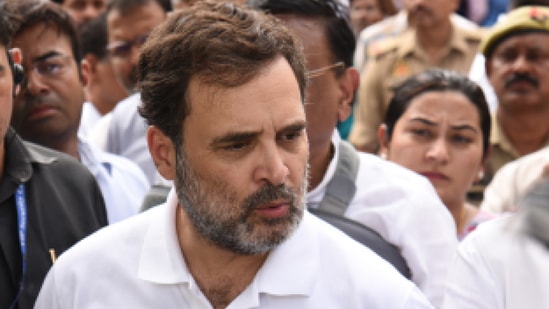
[13,23,74,60]
[183,58,305,133]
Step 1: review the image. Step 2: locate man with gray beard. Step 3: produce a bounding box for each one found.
[34,1,433,308]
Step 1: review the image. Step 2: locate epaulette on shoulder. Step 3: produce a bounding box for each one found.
[367,36,399,59]
[462,27,488,42]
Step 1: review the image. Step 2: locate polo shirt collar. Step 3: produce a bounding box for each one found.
[137,188,319,300]
[138,189,190,284]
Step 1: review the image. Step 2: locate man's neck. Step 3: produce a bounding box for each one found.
[91,91,122,115]
[498,108,549,156]
[35,132,80,160]
[176,207,267,309]
[416,19,453,63]
[307,139,334,191]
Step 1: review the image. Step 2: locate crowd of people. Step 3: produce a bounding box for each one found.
[0,0,548,308]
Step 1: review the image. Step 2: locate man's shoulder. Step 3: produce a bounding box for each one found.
[24,141,91,175]
[87,141,149,183]
[455,25,487,45]
[352,152,445,209]
[294,213,424,303]
[53,205,162,268]
[366,35,400,60]
[356,152,432,188]
[109,93,144,129]
[285,213,430,308]
[458,215,517,259]
[358,12,406,44]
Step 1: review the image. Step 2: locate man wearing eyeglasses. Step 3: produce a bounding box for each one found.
[8,1,149,224]
[51,0,108,31]
[249,0,457,307]
[0,7,107,309]
[78,13,129,138]
[87,0,169,184]
[106,0,168,94]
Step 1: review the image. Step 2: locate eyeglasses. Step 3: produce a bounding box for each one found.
[306,62,345,79]
[106,34,149,59]
[26,54,72,80]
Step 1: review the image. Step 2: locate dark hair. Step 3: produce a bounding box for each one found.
[511,0,549,8]
[248,0,356,69]
[0,7,19,83]
[384,69,491,159]
[0,7,16,48]
[8,0,81,65]
[350,0,398,16]
[137,1,306,148]
[80,13,108,59]
[107,0,171,15]
[377,0,398,16]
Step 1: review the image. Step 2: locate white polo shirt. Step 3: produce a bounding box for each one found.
[307,131,458,307]
[35,190,433,308]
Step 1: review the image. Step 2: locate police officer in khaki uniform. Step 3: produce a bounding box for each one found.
[480,5,549,190]
[349,0,483,153]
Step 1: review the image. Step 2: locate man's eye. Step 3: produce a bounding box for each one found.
[281,130,303,141]
[36,62,63,75]
[45,63,62,74]
[222,142,248,151]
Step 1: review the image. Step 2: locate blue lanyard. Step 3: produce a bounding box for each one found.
[10,184,27,309]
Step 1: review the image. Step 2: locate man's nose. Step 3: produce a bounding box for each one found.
[254,145,290,186]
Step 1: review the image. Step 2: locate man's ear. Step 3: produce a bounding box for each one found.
[377,124,389,159]
[337,66,359,122]
[80,54,99,88]
[147,126,177,180]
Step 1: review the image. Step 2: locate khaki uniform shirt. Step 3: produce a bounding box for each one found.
[468,114,549,203]
[349,25,483,152]
[488,114,549,182]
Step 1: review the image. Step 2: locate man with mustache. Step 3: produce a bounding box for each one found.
[349,0,483,153]
[478,5,549,210]
[34,2,434,308]
[87,0,169,184]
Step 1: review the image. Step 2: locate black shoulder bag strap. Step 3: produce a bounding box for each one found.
[317,140,360,216]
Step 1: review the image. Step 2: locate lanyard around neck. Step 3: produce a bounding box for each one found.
[10,184,27,309]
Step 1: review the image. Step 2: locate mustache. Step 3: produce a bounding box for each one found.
[504,73,539,88]
[19,93,59,111]
[409,5,432,17]
[242,183,296,213]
